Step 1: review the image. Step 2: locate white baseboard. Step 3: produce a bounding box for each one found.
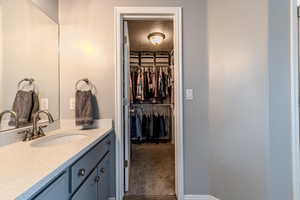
[184,195,220,200]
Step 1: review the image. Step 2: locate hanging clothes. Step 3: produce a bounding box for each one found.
[130,66,172,103]
[130,109,171,143]
[129,51,173,144]
[150,69,157,98]
[130,114,137,138]
[136,69,144,101]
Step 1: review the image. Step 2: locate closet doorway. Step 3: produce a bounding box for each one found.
[115,7,183,200]
[124,19,175,199]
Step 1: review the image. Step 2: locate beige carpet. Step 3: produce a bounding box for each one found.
[125,143,175,198]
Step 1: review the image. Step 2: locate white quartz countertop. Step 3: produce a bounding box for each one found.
[0,119,113,200]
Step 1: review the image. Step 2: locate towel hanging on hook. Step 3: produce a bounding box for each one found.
[75,78,98,127]
[11,78,39,126]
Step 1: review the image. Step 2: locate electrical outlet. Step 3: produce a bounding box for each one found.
[40,98,49,110]
[70,97,75,110]
[185,89,193,100]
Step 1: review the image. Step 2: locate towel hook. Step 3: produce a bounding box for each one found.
[75,78,94,92]
[17,78,35,91]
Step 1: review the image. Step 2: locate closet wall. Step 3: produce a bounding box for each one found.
[59,0,210,195]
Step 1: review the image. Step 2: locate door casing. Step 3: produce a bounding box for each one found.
[291,1,300,200]
[123,20,131,193]
[114,7,183,200]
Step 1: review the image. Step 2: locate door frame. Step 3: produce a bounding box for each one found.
[114,7,183,200]
[291,0,300,200]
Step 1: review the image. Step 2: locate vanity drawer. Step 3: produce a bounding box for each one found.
[71,136,111,193]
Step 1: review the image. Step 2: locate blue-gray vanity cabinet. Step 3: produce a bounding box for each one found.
[71,169,98,200]
[71,136,110,193]
[98,153,111,200]
[71,153,111,200]
[30,134,113,200]
[33,172,68,200]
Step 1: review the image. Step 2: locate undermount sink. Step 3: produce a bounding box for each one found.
[30,133,88,147]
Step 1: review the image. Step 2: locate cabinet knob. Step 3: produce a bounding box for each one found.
[78,168,86,176]
[95,175,100,183]
[100,168,105,173]
[106,140,111,145]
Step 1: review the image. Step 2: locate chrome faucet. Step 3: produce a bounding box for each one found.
[30,110,54,140]
[0,110,19,128]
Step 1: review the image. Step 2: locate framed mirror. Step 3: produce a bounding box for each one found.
[0,0,59,132]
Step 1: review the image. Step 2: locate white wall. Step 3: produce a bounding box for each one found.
[208,0,269,200]
[208,0,295,200]
[59,0,210,195]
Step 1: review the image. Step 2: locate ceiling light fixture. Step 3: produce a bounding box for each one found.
[147,32,166,45]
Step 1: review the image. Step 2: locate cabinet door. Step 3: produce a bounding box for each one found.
[72,169,98,200]
[71,137,109,193]
[98,153,110,200]
[33,172,68,200]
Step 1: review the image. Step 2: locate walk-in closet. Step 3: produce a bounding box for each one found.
[123,20,176,199]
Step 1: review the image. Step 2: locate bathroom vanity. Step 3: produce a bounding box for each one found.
[0,2,115,199]
[0,119,114,200]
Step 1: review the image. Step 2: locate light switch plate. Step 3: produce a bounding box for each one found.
[70,97,75,110]
[185,89,193,100]
[40,98,49,110]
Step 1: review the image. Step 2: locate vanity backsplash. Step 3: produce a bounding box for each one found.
[0,121,60,147]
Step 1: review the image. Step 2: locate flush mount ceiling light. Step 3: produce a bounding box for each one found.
[147,32,166,45]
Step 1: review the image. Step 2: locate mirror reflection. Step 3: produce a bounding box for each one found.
[0,0,59,132]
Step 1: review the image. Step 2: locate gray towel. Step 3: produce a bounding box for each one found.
[30,91,40,122]
[9,90,40,126]
[75,90,94,126]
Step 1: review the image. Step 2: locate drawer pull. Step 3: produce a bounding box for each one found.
[106,140,111,145]
[78,168,86,176]
[95,175,100,183]
[100,168,105,173]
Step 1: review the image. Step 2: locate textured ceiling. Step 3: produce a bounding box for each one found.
[128,20,174,51]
